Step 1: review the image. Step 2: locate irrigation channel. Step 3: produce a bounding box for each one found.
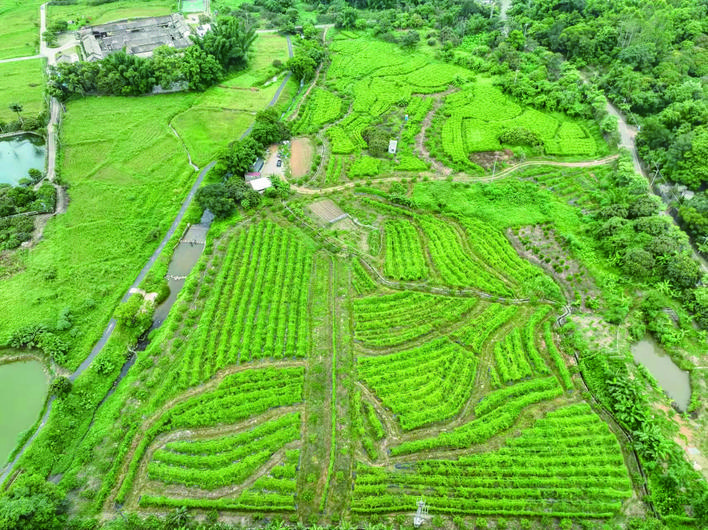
[1,35,295,487]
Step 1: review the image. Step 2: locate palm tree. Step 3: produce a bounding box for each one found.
[9,103,23,127]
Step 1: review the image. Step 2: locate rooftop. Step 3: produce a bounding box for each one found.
[78,14,192,61]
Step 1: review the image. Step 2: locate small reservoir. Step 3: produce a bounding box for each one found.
[0,134,46,185]
[631,337,691,411]
[0,360,49,464]
[152,212,213,328]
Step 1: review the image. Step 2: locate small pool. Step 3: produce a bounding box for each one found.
[631,337,691,411]
[0,360,49,464]
[0,134,46,185]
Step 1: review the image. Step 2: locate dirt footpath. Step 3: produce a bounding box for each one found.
[290,137,313,178]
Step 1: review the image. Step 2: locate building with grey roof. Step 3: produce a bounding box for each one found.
[79,14,192,61]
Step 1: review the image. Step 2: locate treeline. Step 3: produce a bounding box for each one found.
[48,16,255,100]
[507,0,708,240]
[590,153,708,328]
[195,108,291,218]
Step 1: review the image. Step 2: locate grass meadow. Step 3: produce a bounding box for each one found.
[0,0,43,60]
[171,33,295,166]
[0,94,198,369]
[0,58,45,122]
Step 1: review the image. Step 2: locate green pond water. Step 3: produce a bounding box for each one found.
[0,361,49,464]
[0,134,46,185]
[631,337,691,411]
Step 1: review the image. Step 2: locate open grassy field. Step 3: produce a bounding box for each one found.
[0,0,42,60]
[47,0,175,29]
[0,94,198,369]
[172,33,295,166]
[0,58,45,123]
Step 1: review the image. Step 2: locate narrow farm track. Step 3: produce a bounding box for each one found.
[285,154,620,196]
[105,359,307,510]
[358,257,532,305]
[124,407,303,510]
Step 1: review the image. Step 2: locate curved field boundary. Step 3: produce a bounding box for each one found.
[125,407,303,509]
[104,360,306,510]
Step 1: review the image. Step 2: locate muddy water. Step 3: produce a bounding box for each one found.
[631,337,691,411]
[0,134,46,185]
[152,212,213,328]
[0,361,49,464]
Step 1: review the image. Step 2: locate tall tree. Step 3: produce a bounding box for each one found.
[9,103,23,127]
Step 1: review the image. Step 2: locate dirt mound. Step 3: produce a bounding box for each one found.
[290,137,313,178]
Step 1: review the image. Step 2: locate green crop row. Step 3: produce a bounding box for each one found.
[391,385,564,456]
[544,321,574,390]
[359,337,477,430]
[353,291,478,348]
[493,328,533,383]
[176,221,313,388]
[475,376,560,417]
[115,367,305,503]
[452,303,519,352]
[384,218,428,281]
[418,215,512,296]
[351,259,377,295]
[354,405,631,516]
[294,87,343,134]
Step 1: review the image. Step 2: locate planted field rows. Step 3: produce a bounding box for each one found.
[177,220,314,388]
[441,79,600,159]
[359,337,477,430]
[353,404,632,517]
[117,366,305,505]
[383,218,428,281]
[352,291,478,348]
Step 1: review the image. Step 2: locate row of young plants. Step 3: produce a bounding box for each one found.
[452,303,520,352]
[352,404,632,517]
[352,291,478,348]
[493,328,534,383]
[149,413,300,474]
[115,366,305,504]
[292,88,344,134]
[418,215,512,296]
[383,218,428,281]
[324,154,345,185]
[543,321,574,390]
[351,259,378,295]
[522,306,552,374]
[177,221,313,388]
[353,391,379,460]
[390,383,564,456]
[358,336,478,430]
[459,216,541,288]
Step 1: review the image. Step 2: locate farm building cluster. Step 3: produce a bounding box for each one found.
[79,14,192,61]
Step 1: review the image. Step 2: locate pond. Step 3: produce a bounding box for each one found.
[152,212,213,328]
[0,360,49,465]
[631,337,691,411]
[0,134,46,185]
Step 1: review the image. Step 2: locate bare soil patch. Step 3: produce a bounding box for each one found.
[309,199,348,224]
[471,149,515,170]
[290,137,313,178]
